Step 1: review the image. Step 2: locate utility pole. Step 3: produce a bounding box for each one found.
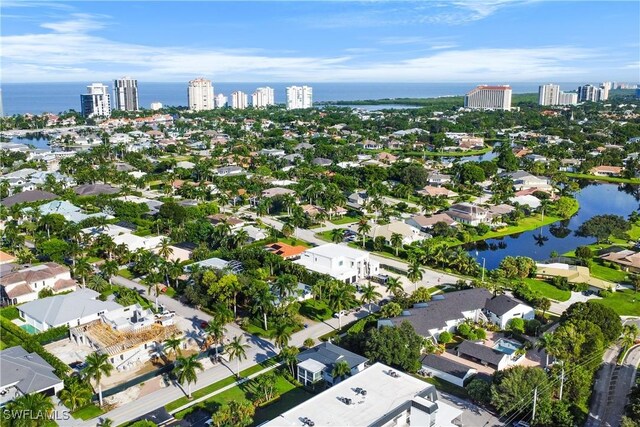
[559,363,565,400]
[532,387,538,423]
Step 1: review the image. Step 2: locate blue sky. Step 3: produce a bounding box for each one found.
[1,1,638,83]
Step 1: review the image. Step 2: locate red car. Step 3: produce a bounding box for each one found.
[200,321,209,329]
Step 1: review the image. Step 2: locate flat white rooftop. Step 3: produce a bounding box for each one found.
[262,362,461,427]
[303,243,370,260]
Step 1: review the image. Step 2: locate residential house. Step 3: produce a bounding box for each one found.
[207,214,245,229]
[0,346,64,405]
[509,194,541,209]
[28,200,112,224]
[261,187,296,199]
[295,243,380,284]
[502,171,552,192]
[486,204,515,223]
[73,184,120,196]
[483,294,535,329]
[590,165,623,177]
[264,242,307,260]
[454,340,513,371]
[368,221,427,245]
[296,342,368,386]
[347,191,369,211]
[259,148,286,157]
[312,157,333,166]
[1,263,77,305]
[238,225,267,242]
[0,190,57,208]
[427,172,452,186]
[406,213,457,232]
[0,251,17,265]
[18,288,122,331]
[445,203,489,226]
[600,250,640,274]
[215,166,246,176]
[535,263,615,292]
[420,354,477,387]
[417,185,458,199]
[377,152,397,164]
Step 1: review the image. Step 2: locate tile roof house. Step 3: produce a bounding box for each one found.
[0,190,57,208]
[264,242,307,260]
[417,185,458,198]
[599,250,640,274]
[0,251,17,265]
[445,203,489,226]
[406,213,458,232]
[296,342,368,386]
[73,184,120,196]
[29,200,112,224]
[535,263,615,291]
[590,165,623,177]
[0,346,64,404]
[368,220,428,245]
[1,263,77,305]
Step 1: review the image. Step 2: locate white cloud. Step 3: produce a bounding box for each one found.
[0,13,631,83]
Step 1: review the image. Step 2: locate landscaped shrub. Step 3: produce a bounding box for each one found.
[525,319,542,336]
[35,325,69,345]
[438,331,452,344]
[599,290,613,298]
[466,378,492,404]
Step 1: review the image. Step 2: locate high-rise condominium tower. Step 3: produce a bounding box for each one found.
[188,78,214,111]
[231,91,248,109]
[464,85,512,110]
[578,84,609,102]
[80,83,111,118]
[252,87,275,108]
[114,77,139,111]
[286,86,313,109]
[538,84,560,106]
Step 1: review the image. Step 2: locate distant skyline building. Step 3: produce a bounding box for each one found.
[188,78,214,111]
[252,87,275,108]
[577,84,609,102]
[231,91,248,109]
[539,84,578,106]
[80,83,111,118]
[113,77,139,111]
[215,93,228,108]
[464,85,512,110]
[286,85,313,109]
[150,102,163,111]
[558,92,578,105]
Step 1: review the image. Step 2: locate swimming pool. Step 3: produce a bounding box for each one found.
[19,324,39,335]
[493,338,522,355]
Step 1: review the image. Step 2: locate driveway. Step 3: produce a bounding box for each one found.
[438,391,502,427]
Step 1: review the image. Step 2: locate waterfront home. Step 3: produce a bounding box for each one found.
[0,346,64,405]
[600,250,640,273]
[535,263,614,292]
[367,220,427,245]
[427,172,452,186]
[406,213,457,232]
[295,243,380,284]
[296,342,368,386]
[502,170,552,191]
[1,263,77,305]
[445,203,489,226]
[590,165,623,177]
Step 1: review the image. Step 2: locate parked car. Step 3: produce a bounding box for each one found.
[333,310,347,318]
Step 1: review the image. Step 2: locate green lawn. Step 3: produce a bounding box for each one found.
[86,256,103,263]
[469,213,565,243]
[522,278,571,302]
[412,375,469,399]
[243,319,302,338]
[277,238,312,248]
[163,286,177,298]
[71,405,104,420]
[589,262,629,283]
[299,299,333,321]
[173,368,311,423]
[118,268,134,279]
[565,172,640,185]
[329,216,359,225]
[593,289,640,316]
[165,358,278,412]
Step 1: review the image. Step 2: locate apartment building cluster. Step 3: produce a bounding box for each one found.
[81,77,141,118]
[538,82,612,106]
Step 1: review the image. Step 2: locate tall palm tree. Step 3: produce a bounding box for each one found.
[164,335,183,360]
[100,260,119,286]
[279,345,299,376]
[74,257,92,288]
[273,274,298,300]
[273,320,293,349]
[330,228,344,244]
[360,282,382,313]
[385,276,404,295]
[226,336,249,378]
[173,354,204,398]
[82,352,114,406]
[7,393,54,426]
[157,238,174,261]
[205,318,227,358]
[536,333,557,367]
[357,218,371,248]
[252,284,276,330]
[59,380,92,411]
[390,232,403,256]
[329,282,356,329]
[331,360,351,384]
[407,260,425,292]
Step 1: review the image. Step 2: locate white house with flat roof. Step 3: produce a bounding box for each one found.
[262,362,462,427]
[295,243,380,284]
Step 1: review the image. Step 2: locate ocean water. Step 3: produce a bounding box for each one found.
[0,82,581,116]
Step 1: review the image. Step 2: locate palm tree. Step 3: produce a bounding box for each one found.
[390,232,403,256]
[164,335,183,360]
[329,282,356,329]
[273,274,298,300]
[385,276,404,294]
[74,257,92,288]
[7,393,54,426]
[535,333,557,367]
[407,259,424,292]
[622,324,639,350]
[252,284,276,330]
[59,380,92,411]
[82,352,114,407]
[226,336,249,378]
[273,320,293,349]
[157,238,174,261]
[331,360,351,384]
[100,260,119,286]
[330,228,344,244]
[143,273,163,311]
[280,345,300,376]
[357,218,371,248]
[360,282,382,313]
[99,418,114,427]
[173,354,204,398]
[205,318,227,358]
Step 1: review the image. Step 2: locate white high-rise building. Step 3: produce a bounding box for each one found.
[578,84,604,102]
[113,77,139,111]
[286,85,313,109]
[252,87,275,108]
[464,85,512,110]
[599,83,610,101]
[188,78,214,111]
[150,102,163,111]
[80,83,111,118]
[231,91,248,109]
[538,84,560,106]
[215,93,228,108]
[558,92,578,105]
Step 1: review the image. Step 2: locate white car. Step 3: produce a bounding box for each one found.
[333,310,347,318]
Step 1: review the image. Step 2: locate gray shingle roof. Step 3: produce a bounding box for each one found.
[455,340,507,367]
[0,190,57,208]
[297,342,368,371]
[387,288,493,336]
[0,346,63,394]
[484,294,522,317]
[18,288,122,327]
[420,354,474,379]
[73,184,119,195]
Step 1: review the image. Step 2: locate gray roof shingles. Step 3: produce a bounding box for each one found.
[296,342,368,371]
[420,354,473,379]
[0,346,63,394]
[484,295,521,317]
[0,190,57,208]
[455,340,507,367]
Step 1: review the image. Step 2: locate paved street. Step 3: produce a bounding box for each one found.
[601,344,640,427]
[585,345,622,427]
